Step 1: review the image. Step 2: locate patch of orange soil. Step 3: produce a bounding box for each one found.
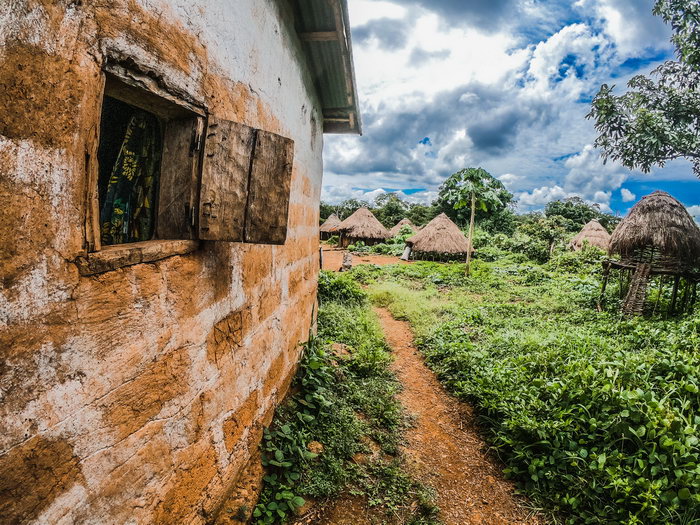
[321,246,410,272]
[376,307,543,525]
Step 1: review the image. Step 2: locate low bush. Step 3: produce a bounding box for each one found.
[318,270,367,305]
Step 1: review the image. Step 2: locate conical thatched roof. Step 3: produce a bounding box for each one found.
[406,213,470,254]
[336,208,390,240]
[569,219,610,251]
[609,191,700,269]
[320,213,341,233]
[389,218,416,237]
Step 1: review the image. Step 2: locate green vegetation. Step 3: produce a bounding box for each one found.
[253,272,439,524]
[342,250,700,524]
[320,192,618,266]
[589,0,700,177]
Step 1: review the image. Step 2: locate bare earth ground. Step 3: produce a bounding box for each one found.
[376,307,542,525]
[321,245,410,271]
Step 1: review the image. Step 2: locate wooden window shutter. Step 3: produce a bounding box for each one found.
[199,117,256,241]
[244,130,294,245]
[157,116,203,239]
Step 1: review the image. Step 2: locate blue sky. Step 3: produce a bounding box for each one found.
[321,0,700,220]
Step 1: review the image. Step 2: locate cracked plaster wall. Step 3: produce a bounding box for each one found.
[0,0,323,522]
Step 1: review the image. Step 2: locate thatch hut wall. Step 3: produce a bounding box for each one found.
[319,213,341,240]
[603,191,700,316]
[569,219,610,251]
[336,208,390,247]
[609,191,700,272]
[403,213,470,261]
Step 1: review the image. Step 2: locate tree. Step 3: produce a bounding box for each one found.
[518,213,570,259]
[545,197,620,232]
[437,169,514,227]
[373,193,409,227]
[406,202,440,226]
[335,199,370,220]
[319,201,337,222]
[588,0,700,177]
[441,167,506,275]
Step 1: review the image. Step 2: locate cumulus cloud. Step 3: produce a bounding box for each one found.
[321,185,437,205]
[620,188,636,202]
[353,17,411,50]
[687,205,700,219]
[515,144,630,211]
[322,0,678,212]
[574,0,671,57]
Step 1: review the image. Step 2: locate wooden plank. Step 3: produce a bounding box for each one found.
[244,130,294,245]
[199,118,256,241]
[75,240,199,275]
[85,74,106,253]
[157,116,202,239]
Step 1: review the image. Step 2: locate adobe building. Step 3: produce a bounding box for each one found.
[0,1,360,523]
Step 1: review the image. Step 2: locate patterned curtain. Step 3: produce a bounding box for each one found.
[100,110,161,245]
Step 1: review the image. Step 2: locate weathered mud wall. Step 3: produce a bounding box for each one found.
[0,0,322,522]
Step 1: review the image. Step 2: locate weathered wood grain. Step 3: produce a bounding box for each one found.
[244,130,294,245]
[157,116,202,240]
[199,118,255,242]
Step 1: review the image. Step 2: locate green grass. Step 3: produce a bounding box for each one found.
[347,253,700,524]
[252,272,440,524]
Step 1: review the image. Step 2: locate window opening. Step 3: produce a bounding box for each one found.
[97,95,163,246]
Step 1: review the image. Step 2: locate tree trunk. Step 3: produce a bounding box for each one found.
[465,191,476,276]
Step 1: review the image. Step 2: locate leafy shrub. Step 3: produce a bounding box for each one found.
[546,244,607,274]
[347,240,370,253]
[325,234,339,245]
[318,270,367,305]
[367,259,700,524]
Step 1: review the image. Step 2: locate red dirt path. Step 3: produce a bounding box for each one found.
[377,308,542,525]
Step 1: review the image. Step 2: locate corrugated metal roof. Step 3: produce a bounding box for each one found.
[294,0,361,134]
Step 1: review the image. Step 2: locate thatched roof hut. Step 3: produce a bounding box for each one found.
[569,219,610,251]
[336,208,390,247]
[601,191,700,316]
[319,213,341,240]
[609,191,700,271]
[402,213,470,260]
[389,218,416,237]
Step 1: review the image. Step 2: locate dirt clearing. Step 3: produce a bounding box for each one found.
[321,246,410,271]
[377,307,542,524]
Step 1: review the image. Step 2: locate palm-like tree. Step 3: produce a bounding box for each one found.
[444,167,504,275]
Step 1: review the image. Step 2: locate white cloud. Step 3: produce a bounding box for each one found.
[620,188,636,202]
[562,144,629,200]
[517,185,573,207]
[323,0,680,215]
[516,144,630,211]
[574,0,671,57]
[498,173,526,190]
[320,184,436,205]
[687,205,700,218]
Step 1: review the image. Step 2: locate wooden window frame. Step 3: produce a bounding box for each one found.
[77,63,295,276]
[79,68,206,275]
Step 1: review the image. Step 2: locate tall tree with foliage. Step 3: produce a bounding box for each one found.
[319,201,338,222]
[373,193,409,227]
[441,167,505,275]
[335,198,371,220]
[588,0,700,176]
[545,197,621,232]
[438,168,513,226]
